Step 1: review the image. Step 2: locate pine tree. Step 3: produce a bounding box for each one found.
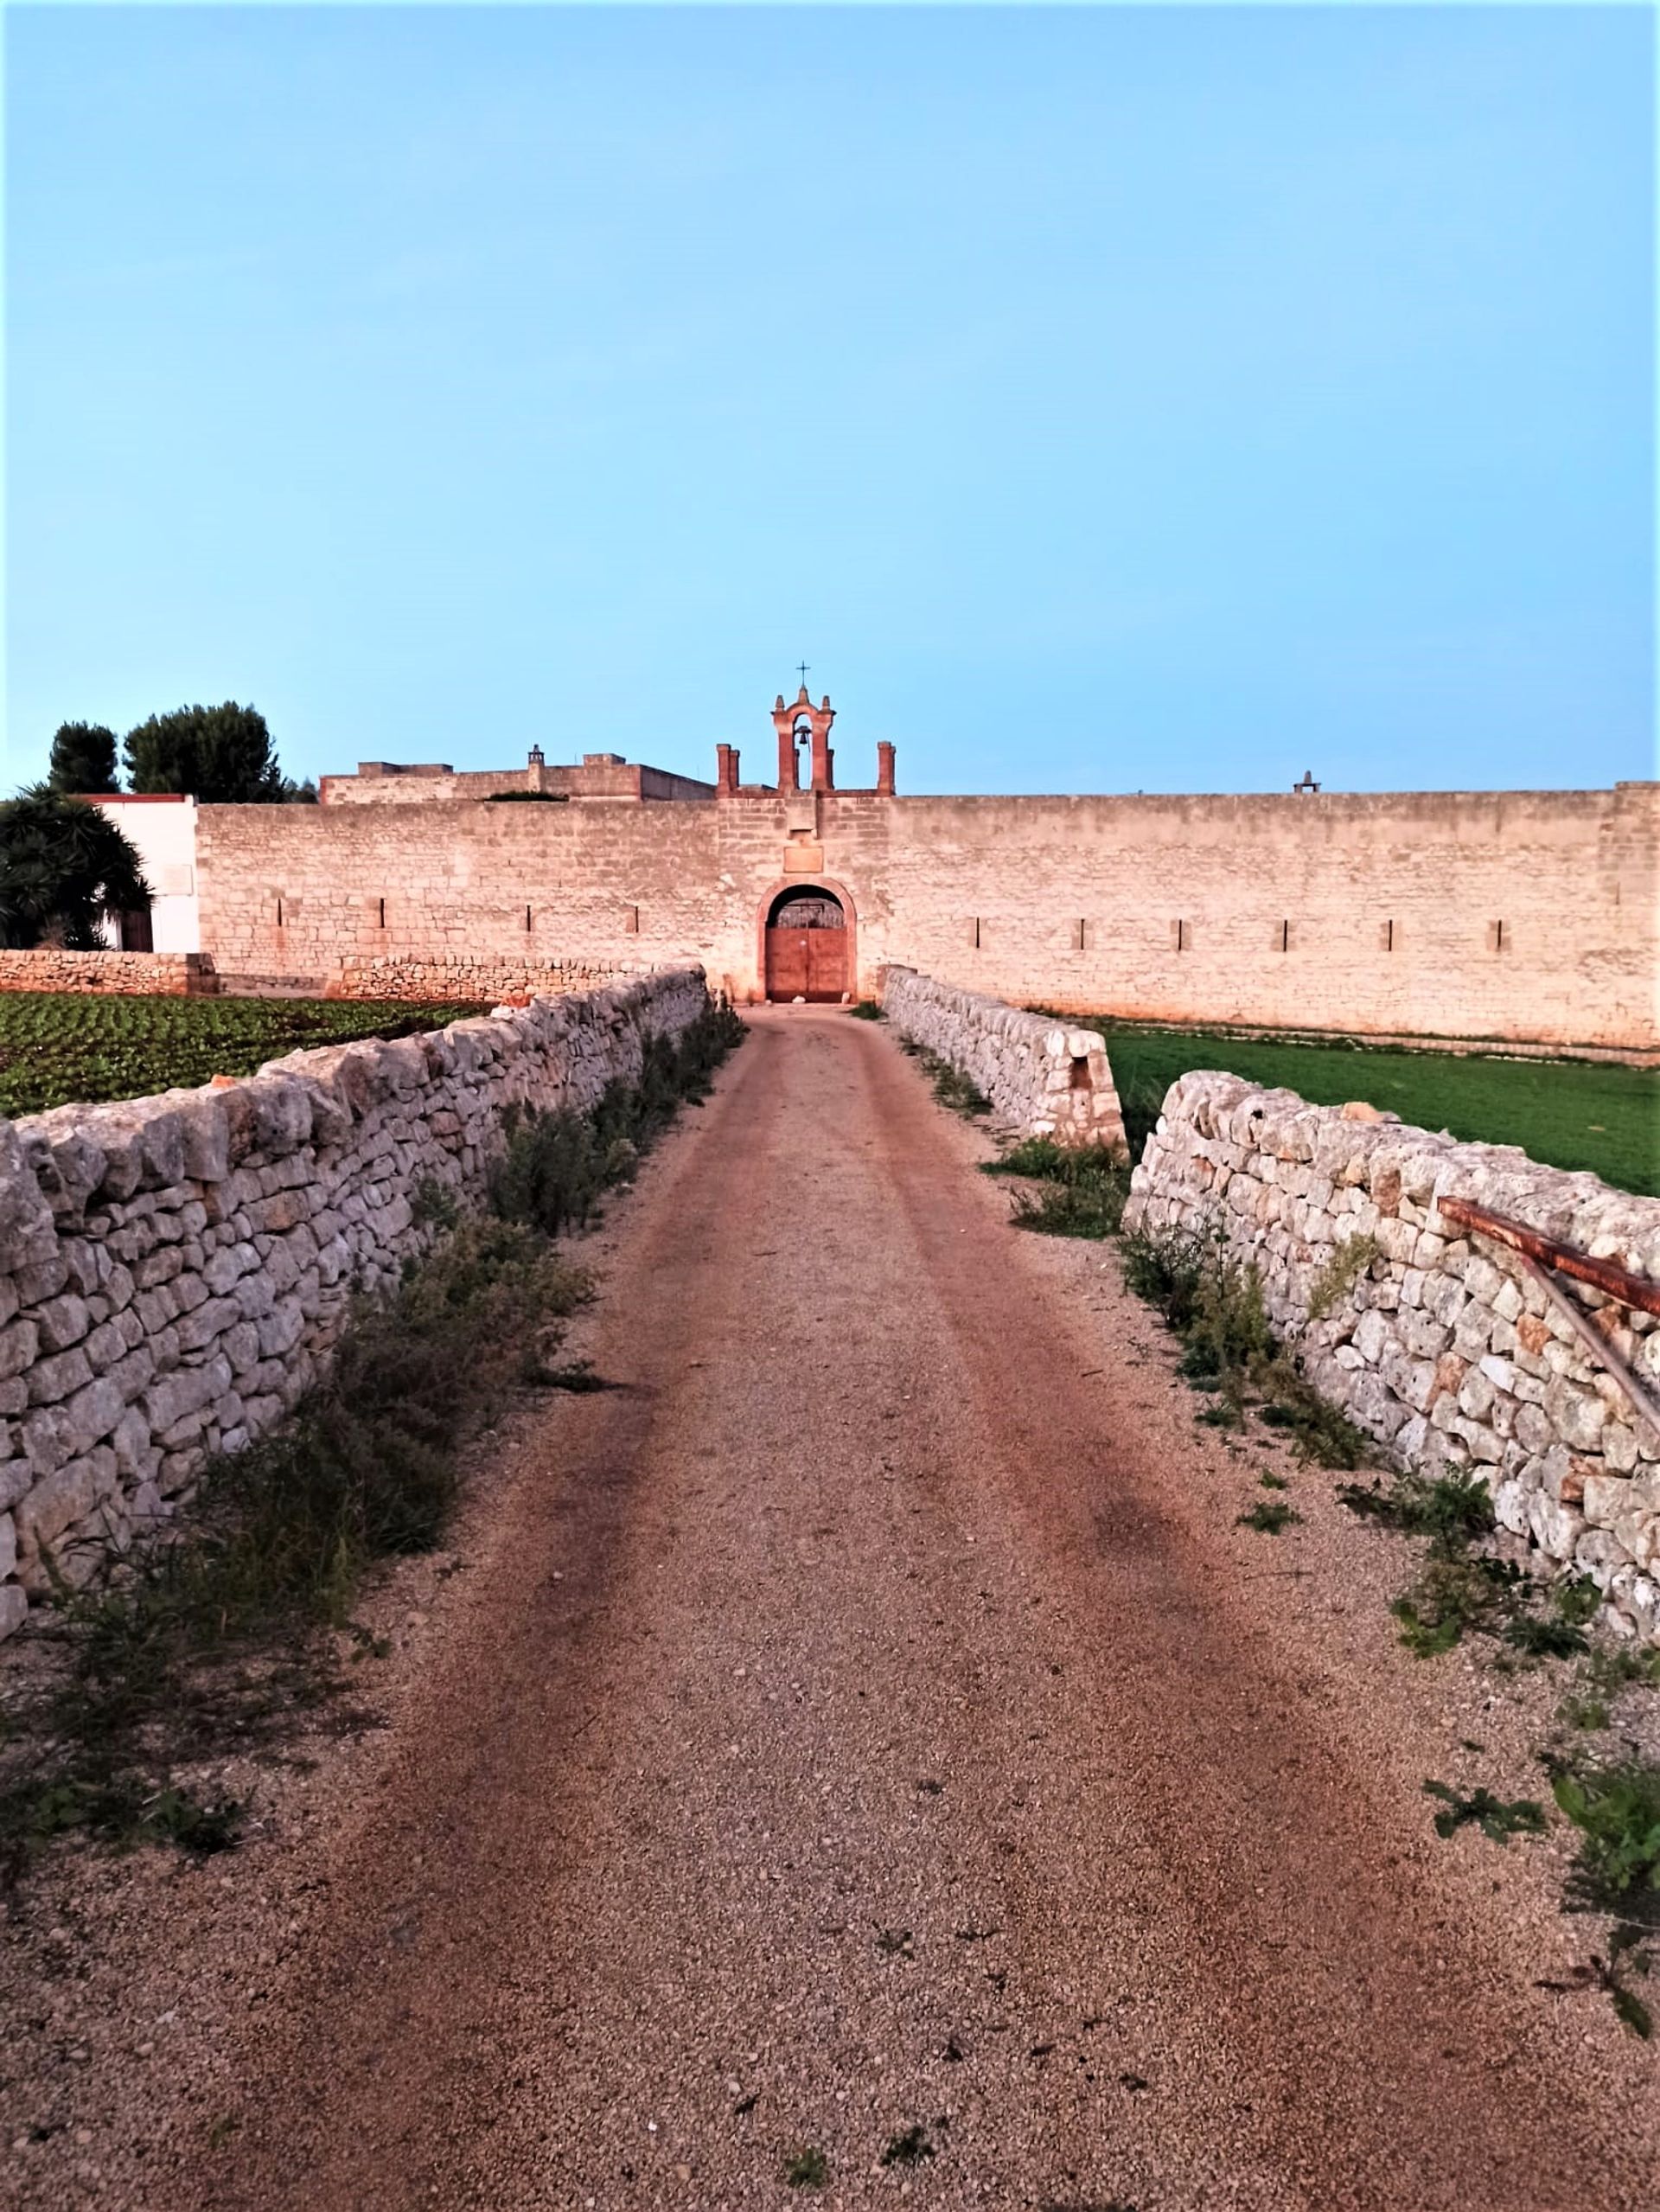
[47,721,121,795]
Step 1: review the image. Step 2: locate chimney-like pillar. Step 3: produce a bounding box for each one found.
[808,697,835,791]
[772,696,800,792]
[876,741,896,796]
[715,743,738,796]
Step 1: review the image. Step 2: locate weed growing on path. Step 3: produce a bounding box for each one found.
[1423,1781,1548,1845]
[847,1001,884,1020]
[783,2146,829,2187]
[1560,1644,1660,1733]
[898,1039,991,1118]
[881,2125,937,2167]
[0,1002,746,1883]
[984,1136,1131,1238]
[1120,1224,1369,1468]
[1237,1499,1300,1535]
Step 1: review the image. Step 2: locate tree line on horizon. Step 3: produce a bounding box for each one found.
[44,701,317,806]
[1,704,315,952]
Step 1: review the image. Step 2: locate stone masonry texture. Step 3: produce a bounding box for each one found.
[191,780,1659,1050]
[1125,1071,1660,1642]
[881,967,1127,1150]
[0,950,219,996]
[0,969,709,1641]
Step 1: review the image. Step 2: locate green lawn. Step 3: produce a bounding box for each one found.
[1084,1023,1660,1198]
[0,993,487,1119]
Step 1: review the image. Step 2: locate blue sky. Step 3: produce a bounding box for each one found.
[4,4,1653,796]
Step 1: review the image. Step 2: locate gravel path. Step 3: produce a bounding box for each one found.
[10,1009,1658,2209]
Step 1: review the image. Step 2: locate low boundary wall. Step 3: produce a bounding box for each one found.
[325,954,644,1001]
[0,969,710,1640]
[0,949,219,997]
[1126,1071,1660,1641]
[881,967,1127,1150]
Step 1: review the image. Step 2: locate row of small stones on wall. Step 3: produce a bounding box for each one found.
[880,967,1128,1150]
[325,954,648,1000]
[0,970,711,1640]
[952,917,1525,955]
[1125,1071,1660,1642]
[0,950,214,997]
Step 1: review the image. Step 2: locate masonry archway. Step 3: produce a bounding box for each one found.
[762,881,852,1003]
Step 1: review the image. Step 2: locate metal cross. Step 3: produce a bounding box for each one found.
[796,661,810,688]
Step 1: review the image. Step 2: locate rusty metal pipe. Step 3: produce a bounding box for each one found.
[1436,1196,1660,1319]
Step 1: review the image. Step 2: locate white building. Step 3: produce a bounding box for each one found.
[93,794,201,953]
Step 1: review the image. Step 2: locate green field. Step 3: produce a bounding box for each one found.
[0,993,488,1119]
[1084,1024,1660,1197]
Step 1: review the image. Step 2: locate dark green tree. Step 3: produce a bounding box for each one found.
[0,786,151,950]
[124,700,286,803]
[47,720,121,795]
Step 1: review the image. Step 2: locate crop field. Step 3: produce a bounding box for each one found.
[0,992,487,1119]
[1083,1023,1660,1198]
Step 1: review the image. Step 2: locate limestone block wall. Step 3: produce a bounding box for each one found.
[881,967,1127,1150]
[1125,1072,1660,1640]
[0,969,710,1642]
[327,954,646,1001]
[194,780,1659,1052]
[0,950,219,997]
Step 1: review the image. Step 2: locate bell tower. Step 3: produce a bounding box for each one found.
[771,687,836,793]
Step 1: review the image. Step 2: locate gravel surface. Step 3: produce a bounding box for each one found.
[3,1007,1657,2210]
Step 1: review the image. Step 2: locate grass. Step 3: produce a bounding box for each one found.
[783,2146,829,2188]
[1120,1224,1370,1468]
[982,1136,1133,1239]
[0,990,486,1117]
[1055,1020,1660,1195]
[847,1001,884,1020]
[898,1039,991,1118]
[0,1001,745,1883]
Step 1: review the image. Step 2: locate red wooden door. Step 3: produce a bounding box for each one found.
[807,930,847,1001]
[766,928,811,1000]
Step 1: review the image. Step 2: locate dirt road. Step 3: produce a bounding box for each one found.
[154,1011,1655,2208]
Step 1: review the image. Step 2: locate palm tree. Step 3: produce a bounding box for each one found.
[0,786,152,950]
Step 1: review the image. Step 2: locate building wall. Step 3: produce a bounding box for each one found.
[319,757,715,805]
[93,796,201,953]
[195,781,1660,1050]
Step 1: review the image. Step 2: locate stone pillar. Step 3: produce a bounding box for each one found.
[772,699,800,793]
[876,742,896,796]
[715,744,739,797]
[810,721,833,793]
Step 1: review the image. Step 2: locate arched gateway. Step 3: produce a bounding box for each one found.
[763,884,850,1003]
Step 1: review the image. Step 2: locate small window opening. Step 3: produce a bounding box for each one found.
[1072,917,1086,952]
[1173,918,1188,953]
[1383,918,1395,953]
[1069,1056,1091,1091]
[376,896,386,930]
[1280,918,1290,953]
[524,904,533,932]
[274,895,284,929]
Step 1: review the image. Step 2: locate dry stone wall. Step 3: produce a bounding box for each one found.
[328,954,646,1001]
[1126,1072,1660,1641]
[0,969,710,1641]
[0,950,219,996]
[881,968,1127,1150]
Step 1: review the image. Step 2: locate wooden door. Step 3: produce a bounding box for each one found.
[766,927,812,1001]
[806,929,847,1001]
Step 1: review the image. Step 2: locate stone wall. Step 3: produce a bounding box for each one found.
[0,969,710,1641]
[195,779,1659,1052]
[0,950,219,997]
[1125,1072,1660,1640]
[881,967,1127,1150]
[326,954,645,1002]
